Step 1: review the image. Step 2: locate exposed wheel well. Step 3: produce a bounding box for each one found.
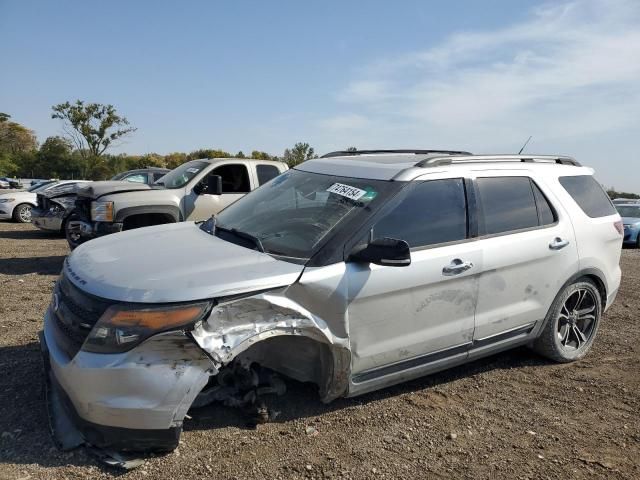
[236,336,335,398]
[122,212,176,230]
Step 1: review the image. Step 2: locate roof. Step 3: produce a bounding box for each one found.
[193,157,286,166]
[296,151,584,181]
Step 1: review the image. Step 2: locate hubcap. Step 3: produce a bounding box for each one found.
[19,206,32,222]
[557,288,597,351]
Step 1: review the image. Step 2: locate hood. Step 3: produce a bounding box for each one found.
[67,222,304,303]
[41,183,83,199]
[76,181,151,199]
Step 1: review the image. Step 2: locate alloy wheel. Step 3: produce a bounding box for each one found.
[557,288,597,351]
[19,205,32,223]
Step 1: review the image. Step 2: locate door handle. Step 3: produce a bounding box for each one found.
[549,237,570,250]
[442,259,474,276]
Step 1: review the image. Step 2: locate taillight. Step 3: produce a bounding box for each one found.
[614,220,624,235]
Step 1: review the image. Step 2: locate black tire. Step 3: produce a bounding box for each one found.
[65,213,86,250]
[533,279,602,363]
[12,203,32,223]
[636,234,640,249]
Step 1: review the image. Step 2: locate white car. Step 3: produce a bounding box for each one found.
[0,180,85,223]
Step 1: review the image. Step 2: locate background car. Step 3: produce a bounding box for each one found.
[110,167,169,185]
[0,180,57,222]
[616,203,640,247]
[612,198,640,205]
[0,177,21,189]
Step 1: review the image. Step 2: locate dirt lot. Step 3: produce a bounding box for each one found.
[0,221,638,480]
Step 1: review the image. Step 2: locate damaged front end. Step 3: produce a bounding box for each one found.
[32,193,76,232]
[40,281,350,467]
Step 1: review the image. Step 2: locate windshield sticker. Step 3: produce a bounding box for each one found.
[326,183,367,201]
[186,167,200,174]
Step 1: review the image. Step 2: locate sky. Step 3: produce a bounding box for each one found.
[1,0,638,191]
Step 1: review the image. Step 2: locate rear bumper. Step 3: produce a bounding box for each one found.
[40,308,213,452]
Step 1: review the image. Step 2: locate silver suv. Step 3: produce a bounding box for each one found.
[40,150,622,457]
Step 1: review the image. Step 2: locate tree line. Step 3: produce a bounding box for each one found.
[0,101,319,180]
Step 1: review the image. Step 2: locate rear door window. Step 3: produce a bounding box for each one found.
[477,177,539,235]
[256,165,281,185]
[372,178,467,248]
[559,175,617,218]
[532,182,556,225]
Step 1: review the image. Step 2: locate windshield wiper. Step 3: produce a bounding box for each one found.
[216,225,265,252]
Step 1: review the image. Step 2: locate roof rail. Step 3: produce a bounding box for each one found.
[321,149,472,158]
[416,154,581,168]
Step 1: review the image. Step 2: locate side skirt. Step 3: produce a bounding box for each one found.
[347,322,536,397]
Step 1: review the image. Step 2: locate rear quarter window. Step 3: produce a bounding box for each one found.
[559,175,617,218]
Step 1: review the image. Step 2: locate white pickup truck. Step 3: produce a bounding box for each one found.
[66,157,288,248]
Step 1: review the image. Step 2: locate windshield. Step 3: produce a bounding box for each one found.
[617,205,640,218]
[214,169,401,260]
[155,160,208,189]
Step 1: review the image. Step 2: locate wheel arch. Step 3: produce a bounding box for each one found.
[117,205,181,230]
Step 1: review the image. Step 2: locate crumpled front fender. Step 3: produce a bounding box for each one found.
[190,290,351,402]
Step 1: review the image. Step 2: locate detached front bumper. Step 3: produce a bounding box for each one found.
[32,207,64,231]
[68,219,124,242]
[40,308,213,453]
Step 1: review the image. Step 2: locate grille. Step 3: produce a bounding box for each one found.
[37,194,49,210]
[52,272,116,357]
[74,197,91,219]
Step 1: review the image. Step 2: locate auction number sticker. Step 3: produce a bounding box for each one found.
[326,183,367,201]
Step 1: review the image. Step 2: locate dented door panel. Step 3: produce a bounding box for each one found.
[347,243,483,376]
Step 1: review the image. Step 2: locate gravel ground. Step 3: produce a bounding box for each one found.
[0,222,638,480]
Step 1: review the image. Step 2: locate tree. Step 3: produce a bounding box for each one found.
[346,146,358,152]
[165,152,188,169]
[37,136,75,178]
[188,148,231,160]
[250,150,273,161]
[282,142,316,167]
[0,114,38,155]
[51,100,136,178]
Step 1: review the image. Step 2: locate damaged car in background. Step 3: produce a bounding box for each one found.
[31,181,91,233]
[40,150,622,464]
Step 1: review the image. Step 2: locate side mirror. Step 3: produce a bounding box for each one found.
[349,237,411,267]
[195,174,223,195]
[207,174,223,195]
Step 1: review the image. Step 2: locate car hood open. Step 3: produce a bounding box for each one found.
[66,222,304,303]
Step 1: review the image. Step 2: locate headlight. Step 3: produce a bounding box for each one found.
[82,302,211,353]
[91,201,114,222]
[0,198,15,203]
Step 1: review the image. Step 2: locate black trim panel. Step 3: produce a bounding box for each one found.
[352,343,470,384]
[352,322,538,384]
[472,323,535,349]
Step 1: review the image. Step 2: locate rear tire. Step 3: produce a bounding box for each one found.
[12,203,32,223]
[533,279,602,363]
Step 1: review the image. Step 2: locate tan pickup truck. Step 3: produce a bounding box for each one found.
[66,157,288,248]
